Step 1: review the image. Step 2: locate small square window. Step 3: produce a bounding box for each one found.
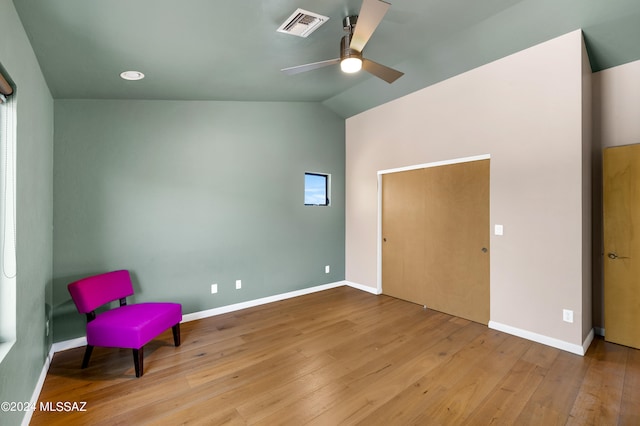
[305,172,330,206]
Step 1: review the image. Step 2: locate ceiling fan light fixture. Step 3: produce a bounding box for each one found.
[280,0,403,83]
[340,32,363,74]
[341,57,362,73]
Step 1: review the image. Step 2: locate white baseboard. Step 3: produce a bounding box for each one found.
[583,328,595,354]
[344,280,380,295]
[489,321,594,356]
[51,336,87,354]
[182,280,348,322]
[21,346,55,426]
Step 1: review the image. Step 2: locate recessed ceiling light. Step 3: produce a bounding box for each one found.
[120,71,145,81]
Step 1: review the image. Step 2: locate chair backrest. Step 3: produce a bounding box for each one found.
[68,270,135,314]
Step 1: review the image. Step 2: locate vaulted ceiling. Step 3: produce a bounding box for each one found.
[13,0,640,118]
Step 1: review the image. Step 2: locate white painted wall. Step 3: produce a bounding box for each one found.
[594,60,640,150]
[592,58,640,334]
[346,30,590,350]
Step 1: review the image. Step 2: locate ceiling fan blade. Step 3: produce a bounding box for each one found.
[350,0,391,52]
[362,58,404,83]
[281,58,341,75]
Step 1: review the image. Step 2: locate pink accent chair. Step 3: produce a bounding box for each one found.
[67,270,182,377]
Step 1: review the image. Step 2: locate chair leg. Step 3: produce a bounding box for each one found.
[81,345,94,369]
[132,348,144,378]
[172,323,181,347]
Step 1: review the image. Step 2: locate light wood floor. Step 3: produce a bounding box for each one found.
[32,286,640,425]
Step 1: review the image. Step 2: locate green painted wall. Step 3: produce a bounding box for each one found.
[53,100,345,341]
[0,1,54,424]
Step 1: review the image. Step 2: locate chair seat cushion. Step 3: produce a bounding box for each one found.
[87,303,182,349]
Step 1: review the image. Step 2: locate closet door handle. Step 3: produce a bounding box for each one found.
[608,252,630,259]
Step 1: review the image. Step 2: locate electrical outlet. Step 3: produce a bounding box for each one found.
[211,284,218,294]
[235,279,242,290]
[325,265,330,274]
[563,309,574,323]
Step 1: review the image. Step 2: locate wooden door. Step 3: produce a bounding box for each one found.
[603,144,640,349]
[381,168,427,304]
[381,159,490,324]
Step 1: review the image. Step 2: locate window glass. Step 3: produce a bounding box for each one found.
[304,172,329,206]
[0,85,16,362]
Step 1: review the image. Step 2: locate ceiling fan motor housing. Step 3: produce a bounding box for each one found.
[340,34,363,61]
[341,16,362,60]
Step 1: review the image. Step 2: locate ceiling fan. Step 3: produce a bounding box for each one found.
[281,0,404,84]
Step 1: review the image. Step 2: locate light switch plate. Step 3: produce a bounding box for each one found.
[495,224,504,236]
[563,309,574,323]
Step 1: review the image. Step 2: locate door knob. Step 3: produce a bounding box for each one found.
[608,252,629,259]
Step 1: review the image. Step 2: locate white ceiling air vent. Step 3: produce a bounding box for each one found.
[277,9,329,38]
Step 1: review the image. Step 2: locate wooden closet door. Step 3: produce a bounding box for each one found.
[381,167,427,304]
[382,159,490,324]
[603,144,640,348]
